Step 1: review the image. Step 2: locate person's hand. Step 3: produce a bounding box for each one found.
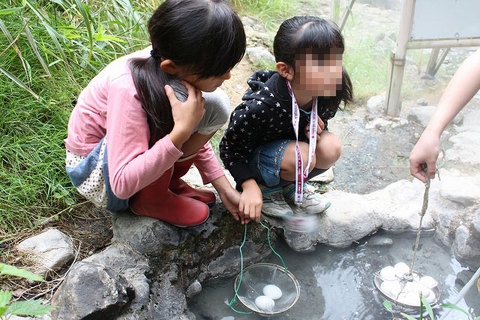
[218,187,245,223]
[410,129,440,183]
[165,81,205,146]
[305,116,325,139]
[239,179,262,223]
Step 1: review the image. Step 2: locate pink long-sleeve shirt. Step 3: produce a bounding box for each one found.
[65,47,225,199]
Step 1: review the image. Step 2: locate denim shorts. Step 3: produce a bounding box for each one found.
[248,140,328,187]
[248,140,291,187]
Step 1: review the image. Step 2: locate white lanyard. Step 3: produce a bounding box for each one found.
[286,80,318,203]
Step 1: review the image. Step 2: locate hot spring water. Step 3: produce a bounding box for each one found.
[189,230,479,319]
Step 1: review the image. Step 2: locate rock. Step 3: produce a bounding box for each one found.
[83,243,150,312]
[282,179,435,251]
[365,117,408,130]
[439,169,480,206]
[7,316,51,320]
[15,229,74,277]
[112,211,180,255]
[147,267,188,320]
[446,131,480,165]
[453,225,480,264]
[407,106,436,126]
[374,32,385,42]
[246,47,275,67]
[52,204,275,320]
[366,94,385,115]
[241,16,267,33]
[203,240,272,279]
[186,280,202,298]
[416,98,428,106]
[456,109,480,132]
[472,208,480,239]
[366,235,393,246]
[51,261,134,320]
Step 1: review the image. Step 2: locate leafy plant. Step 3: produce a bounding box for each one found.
[383,296,480,320]
[0,263,54,318]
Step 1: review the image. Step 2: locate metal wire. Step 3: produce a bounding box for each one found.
[228,222,288,314]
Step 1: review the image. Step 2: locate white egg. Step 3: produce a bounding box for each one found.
[404,281,427,297]
[420,276,438,289]
[397,291,421,307]
[424,288,437,303]
[394,262,410,278]
[263,284,283,300]
[380,280,402,298]
[380,266,397,281]
[255,295,275,311]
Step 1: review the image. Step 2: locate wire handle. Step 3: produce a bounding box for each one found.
[228,222,288,314]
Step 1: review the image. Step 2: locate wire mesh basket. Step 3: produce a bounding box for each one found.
[233,263,300,316]
[373,266,440,311]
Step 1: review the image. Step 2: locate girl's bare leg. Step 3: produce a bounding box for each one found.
[314,131,341,169]
[279,141,315,181]
[180,132,215,157]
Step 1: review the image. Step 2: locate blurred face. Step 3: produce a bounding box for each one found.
[293,51,343,97]
[181,69,232,92]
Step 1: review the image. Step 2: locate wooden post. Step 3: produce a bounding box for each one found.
[339,0,356,32]
[425,48,440,76]
[385,0,416,117]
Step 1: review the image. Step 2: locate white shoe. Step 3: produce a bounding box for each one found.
[260,185,294,218]
[283,184,331,215]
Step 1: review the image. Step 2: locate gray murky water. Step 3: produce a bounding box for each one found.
[189,231,479,319]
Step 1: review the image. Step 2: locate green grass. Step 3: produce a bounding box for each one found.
[0,0,150,237]
[228,0,299,30]
[343,34,390,104]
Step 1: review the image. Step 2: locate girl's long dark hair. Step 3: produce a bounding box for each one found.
[273,16,353,114]
[130,0,246,146]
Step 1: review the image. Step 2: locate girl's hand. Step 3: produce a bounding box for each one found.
[305,116,325,138]
[409,129,440,183]
[239,179,262,223]
[218,187,244,223]
[211,176,248,224]
[165,81,205,146]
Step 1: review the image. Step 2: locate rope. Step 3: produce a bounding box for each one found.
[228,221,288,314]
[409,169,431,276]
[260,221,287,270]
[228,224,252,314]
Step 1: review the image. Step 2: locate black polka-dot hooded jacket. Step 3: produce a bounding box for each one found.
[219,70,337,189]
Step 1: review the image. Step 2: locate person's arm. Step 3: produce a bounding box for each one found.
[239,178,262,223]
[219,103,264,223]
[192,142,247,223]
[209,175,246,223]
[108,80,205,199]
[410,49,480,182]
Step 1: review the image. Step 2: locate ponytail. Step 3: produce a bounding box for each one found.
[130,57,173,147]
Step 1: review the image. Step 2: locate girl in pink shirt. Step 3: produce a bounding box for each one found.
[65,0,246,227]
